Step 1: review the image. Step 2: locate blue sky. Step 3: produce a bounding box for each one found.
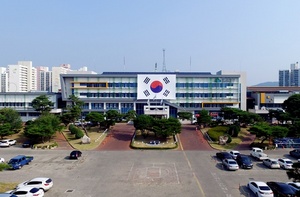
[1,1,300,86]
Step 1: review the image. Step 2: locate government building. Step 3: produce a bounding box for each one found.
[60,70,246,119]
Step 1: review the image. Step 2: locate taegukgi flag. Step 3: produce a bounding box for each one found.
[137,74,176,100]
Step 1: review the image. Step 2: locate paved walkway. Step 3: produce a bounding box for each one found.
[54,131,73,150]
[234,130,256,150]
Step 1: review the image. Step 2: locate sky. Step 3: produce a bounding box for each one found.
[1,1,300,86]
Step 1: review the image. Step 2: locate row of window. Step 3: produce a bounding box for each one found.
[176,93,235,98]
[75,82,236,88]
[79,93,137,98]
[0,103,33,107]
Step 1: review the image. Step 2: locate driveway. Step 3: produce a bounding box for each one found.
[178,124,213,150]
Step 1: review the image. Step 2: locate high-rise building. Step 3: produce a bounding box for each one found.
[36,66,52,92]
[0,67,8,92]
[52,64,71,92]
[279,70,290,86]
[7,61,37,92]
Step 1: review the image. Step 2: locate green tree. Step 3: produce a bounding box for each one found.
[85,112,105,126]
[287,162,300,182]
[197,109,211,127]
[24,114,63,142]
[283,94,300,121]
[64,95,84,123]
[31,95,54,114]
[133,115,154,137]
[177,112,192,120]
[125,110,137,121]
[0,123,12,139]
[0,108,22,134]
[153,118,181,138]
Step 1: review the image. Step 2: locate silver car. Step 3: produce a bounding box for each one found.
[222,159,239,171]
[263,158,280,169]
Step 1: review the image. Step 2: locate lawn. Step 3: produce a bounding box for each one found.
[207,127,252,150]
[0,182,17,193]
[62,126,107,150]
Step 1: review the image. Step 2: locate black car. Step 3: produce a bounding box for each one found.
[70,150,82,159]
[216,152,233,160]
[290,149,300,159]
[236,154,253,169]
[22,140,34,148]
[267,181,297,197]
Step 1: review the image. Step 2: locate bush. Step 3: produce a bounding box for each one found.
[0,163,9,171]
[75,129,84,139]
[69,124,77,134]
[250,142,268,149]
[228,125,240,137]
[226,134,232,144]
[207,126,228,141]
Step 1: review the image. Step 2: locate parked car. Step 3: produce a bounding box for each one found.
[263,158,280,169]
[247,181,273,197]
[286,182,300,192]
[6,186,44,197]
[236,154,253,169]
[216,151,233,161]
[290,149,300,159]
[222,159,239,171]
[278,158,293,170]
[0,140,10,147]
[69,150,82,159]
[8,155,34,170]
[250,147,268,161]
[22,141,34,148]
[267,182,297,197]
[7,139,16,146]
[229,150,240,160]
[0,158,5,163]
[16,177,53,191]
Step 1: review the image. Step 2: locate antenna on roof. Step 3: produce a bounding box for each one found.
[162,49,166,72]
[123,57,125,71]
[155,63,157,72]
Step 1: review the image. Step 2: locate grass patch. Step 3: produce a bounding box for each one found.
[209,128,250,150]
[63,127,107,150]
[131,130,177,149]
[0,182,17,193]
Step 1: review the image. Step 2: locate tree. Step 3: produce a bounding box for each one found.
[283,94,300,120]
[287,162,300,182]
[31,95,54,114]
[24,114,63,142]
[177,112,192,120]
[0,123,12,139]
[152,118,181,138]
[197,109,211,126]
[85,112,105,126]
[125,110,137,121]
[133,115,154,137]
[64,95,84,123]
[0,108,22,134]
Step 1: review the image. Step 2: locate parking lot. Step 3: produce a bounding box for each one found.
[0,146,297,197]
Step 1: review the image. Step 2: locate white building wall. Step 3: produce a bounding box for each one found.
[0,67,8,92]
[52,66,70,92]
[8,65,22,92]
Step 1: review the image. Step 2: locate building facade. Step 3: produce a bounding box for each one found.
[60,71,246,118]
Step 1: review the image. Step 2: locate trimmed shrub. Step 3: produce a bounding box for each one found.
[226,134,232,144]
[69,124,77,134]
[207,126,228,141]
[228,125,240,137]
[0,163,9,171]
[75,129,84,139]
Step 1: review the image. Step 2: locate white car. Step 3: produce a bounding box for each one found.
[0,140,10,147]
[229,150,240,159]
[263,158,280,169]
[278,158,293,169]
[0,158,5,163]
[286,182,300,191]
[222,159,239,171]
[16,177,53,191]
[6,186,44,197]
[247,181,274,197]
[8,139,16,145]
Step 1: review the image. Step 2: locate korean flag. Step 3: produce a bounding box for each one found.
[137,74,176,100]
